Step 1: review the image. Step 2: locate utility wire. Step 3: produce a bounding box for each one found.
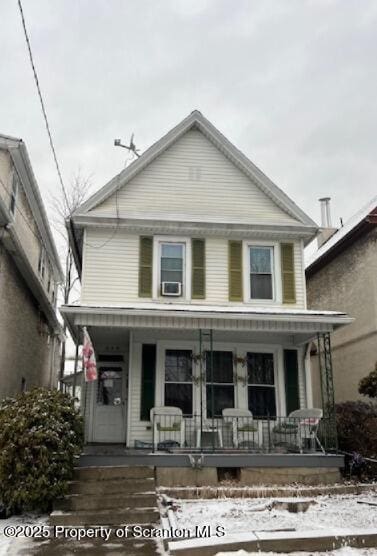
[17,0,70,211]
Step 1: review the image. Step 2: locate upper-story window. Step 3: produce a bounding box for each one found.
[249,246,274,300]
[160,242,185,297]
[10,170,19,217]
[38,246,46,279]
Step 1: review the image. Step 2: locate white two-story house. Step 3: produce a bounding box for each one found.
[61,112,350,462]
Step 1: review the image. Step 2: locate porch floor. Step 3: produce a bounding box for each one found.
[79,444,344,469]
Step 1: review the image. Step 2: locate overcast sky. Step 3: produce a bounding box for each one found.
[1,0,377,242]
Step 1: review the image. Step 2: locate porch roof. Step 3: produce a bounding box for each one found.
[60,303,352,343]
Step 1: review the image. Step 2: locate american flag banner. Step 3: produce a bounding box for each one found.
[82,327,97,382]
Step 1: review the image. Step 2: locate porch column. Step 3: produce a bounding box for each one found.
[317,332,337,450]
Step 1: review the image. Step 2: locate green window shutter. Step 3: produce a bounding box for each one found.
[284,349,300,414]
[281,243,296,303]
[192,239,205,299]
[228,240,243,301]
[140,344,156,421]
[139,236,153,297]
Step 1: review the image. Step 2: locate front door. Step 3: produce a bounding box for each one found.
[92,364,127,443]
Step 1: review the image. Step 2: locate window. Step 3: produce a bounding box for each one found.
[10,171,18,216]
[206,351,234,418]
[97,367,122,405]
[38,246,46,278]
[160,243,184,295]
[247,352,276,418]
[47,265,51,292]
[249,246,273,300]
[140,344,156,421]
[164,349,193,415]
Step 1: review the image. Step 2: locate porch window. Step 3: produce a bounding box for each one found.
[97,367,122,406]
[164,349,193,416]
[206,351,234,418]
[247,352,276,418]
[160,243,184,296]
[249,246,273,300]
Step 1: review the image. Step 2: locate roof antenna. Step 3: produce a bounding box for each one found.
[114,133,140,158]
[340,217,344,227]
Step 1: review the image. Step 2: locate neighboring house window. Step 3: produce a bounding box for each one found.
[247,352,276,418]
[38,246,46,278]
[249,246,274,300]
[206,351,234,418]
[160,242,185,296]
[47,264,51,292]
[10,171,19,217]
[164,349,193,416]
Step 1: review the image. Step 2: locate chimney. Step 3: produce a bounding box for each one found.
[319,197,332,227]
[317,197,337,248]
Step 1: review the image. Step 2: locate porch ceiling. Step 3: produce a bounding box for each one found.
[60,303,352,344]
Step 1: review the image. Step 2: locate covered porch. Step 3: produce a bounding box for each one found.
[61,303,351,460]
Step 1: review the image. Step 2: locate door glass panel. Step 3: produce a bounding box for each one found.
[97,367,122,406]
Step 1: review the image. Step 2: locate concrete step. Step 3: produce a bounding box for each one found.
[74,465,154,481]
[55,492,157,511]
[18,534,159,555]
[50,507,160,526]
[69,477,155,494]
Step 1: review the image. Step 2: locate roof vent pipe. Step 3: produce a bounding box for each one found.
[319,197,332,228]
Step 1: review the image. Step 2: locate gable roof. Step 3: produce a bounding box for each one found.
[75,111,317,228]
[0,133,64,282]
[306,195,377,275]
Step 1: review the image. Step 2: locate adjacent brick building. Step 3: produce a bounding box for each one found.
[306,197,377,404]
[0,134,64,399]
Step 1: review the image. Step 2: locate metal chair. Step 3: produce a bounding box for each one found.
[222,408,259,449]
[150,406,185,451]
[273,408,324,453]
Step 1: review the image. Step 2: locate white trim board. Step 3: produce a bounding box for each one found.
[74,111,317,230]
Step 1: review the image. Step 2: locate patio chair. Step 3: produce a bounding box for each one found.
[272,408,324,453]
[150,406,185,451]
[222,408,260,449]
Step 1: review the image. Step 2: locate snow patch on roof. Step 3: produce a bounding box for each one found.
[306,195,377,270]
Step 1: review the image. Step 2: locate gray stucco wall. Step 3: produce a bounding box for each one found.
[307,227,377,403]
[0,245,59,399]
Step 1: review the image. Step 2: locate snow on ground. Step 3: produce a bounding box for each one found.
[174,492,377,536]
[0,513,48,555]
[216,550,377,556]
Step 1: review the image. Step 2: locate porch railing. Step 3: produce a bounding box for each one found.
[150,413,337,454]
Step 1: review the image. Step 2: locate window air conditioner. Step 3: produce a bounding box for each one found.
[161,282,182,296]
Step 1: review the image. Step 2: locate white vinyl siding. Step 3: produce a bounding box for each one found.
[81,228,139,305]
[81,229,306,309]
[89,129,299,226]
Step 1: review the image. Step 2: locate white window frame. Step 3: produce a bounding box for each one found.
[243,240,282,305]
[153,236,191,301]
[153,340,284,420]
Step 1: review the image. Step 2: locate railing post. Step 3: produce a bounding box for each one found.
[317,332,337,451]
